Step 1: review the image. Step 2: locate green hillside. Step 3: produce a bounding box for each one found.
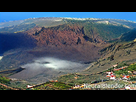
[119,29,136,42]
[61,19,131,41]
[84,23,131,41]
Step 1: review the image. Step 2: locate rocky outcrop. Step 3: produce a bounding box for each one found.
[24,24,108,62]
[27,25,85,47]
[27,24,104,47]
[76,37,82,44]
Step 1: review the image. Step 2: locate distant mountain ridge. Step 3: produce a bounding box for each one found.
[1,17,136,32]
[0,17,64,29]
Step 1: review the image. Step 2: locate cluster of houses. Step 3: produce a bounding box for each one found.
[72,64,133,90]
[106,72,116,80]
[106,71,130,80]
[106,64,130,80]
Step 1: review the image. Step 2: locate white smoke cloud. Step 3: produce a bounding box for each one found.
[10,57,90,83]
[22,57,85,70]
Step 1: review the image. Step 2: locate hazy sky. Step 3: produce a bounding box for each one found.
[0,12,136,22]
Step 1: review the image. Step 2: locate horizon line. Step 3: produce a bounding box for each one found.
[1,17,136,23]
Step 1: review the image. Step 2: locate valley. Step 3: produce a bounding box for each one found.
[9,57,90,84]
[1,17,136,90]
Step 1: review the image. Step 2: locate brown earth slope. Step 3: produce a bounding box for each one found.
[25,24,109,62]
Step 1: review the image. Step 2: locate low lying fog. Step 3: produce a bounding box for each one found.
[22,57,85,70]
[10,57,90,83]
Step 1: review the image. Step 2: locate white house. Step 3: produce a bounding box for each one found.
[26,85,34,88]
[110,76,116,80]
[110,75,116,80]
[122,75,130,80]
[125,85,131,90]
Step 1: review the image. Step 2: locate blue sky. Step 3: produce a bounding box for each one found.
[0,12,136,22]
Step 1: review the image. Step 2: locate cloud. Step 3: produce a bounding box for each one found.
[10,57,90,83]
[22,57,84,70]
